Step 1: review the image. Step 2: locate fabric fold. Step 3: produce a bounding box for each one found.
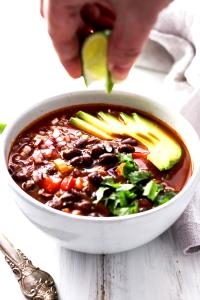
[135,0,200,254]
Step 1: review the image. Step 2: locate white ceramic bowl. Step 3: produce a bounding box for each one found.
[1,91,200,254]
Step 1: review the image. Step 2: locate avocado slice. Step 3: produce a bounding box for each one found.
[69,117,112,140]
[76,111,115,135]
[97,112,126,135]
[120,113,182,171]
[70,111,182,171]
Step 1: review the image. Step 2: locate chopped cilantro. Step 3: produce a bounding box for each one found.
[93,154,176,216]
[116,184,134,191]
[109,200,139,216]
[118,153,134,163]
[117,153,138,178]
[143,180,164,201]
[94,186,110,203]
[101,176,120,188]
[156,191,176,205]
[118,191,128,207]
[129,171,152,185]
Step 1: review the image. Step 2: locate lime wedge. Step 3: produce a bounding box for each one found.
[82,31,114,93]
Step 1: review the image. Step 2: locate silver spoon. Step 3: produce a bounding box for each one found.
[0,233,58,299]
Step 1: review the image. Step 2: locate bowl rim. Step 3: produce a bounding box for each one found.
[1,90,200,223]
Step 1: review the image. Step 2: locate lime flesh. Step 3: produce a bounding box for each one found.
[82,32,114,93]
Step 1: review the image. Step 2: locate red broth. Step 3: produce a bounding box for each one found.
[8,104,192,217]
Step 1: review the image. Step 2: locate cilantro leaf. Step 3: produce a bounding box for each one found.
[118,191,128,207]
[129,171,152,185]
[130,200,139,214]
[101,176,120,188]
[94,186,110,203]
[156,191,176,205]
[109,200,139,216]
[0,123,6,134]
[117,153,138,178]
[116,184,134,191]
[118,153,134,163]
[143,180,164,201]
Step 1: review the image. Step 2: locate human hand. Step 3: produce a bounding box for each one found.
[41,0,172,81]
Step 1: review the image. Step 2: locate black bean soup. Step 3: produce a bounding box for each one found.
[8,104,192,217]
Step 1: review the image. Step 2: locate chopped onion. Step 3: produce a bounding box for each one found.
[21,145,32,156]
[41,148,53,158]
[32,150,43,163]
[51,118,59,125]
[53,128,61,138]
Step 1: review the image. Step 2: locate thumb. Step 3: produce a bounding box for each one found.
[108,4,158,81]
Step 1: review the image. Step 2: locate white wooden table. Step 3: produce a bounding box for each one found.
[1,1,200,299]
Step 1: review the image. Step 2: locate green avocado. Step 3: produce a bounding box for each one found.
[120,113,182,171]
[70,111,182,171]
[69,117,112,140]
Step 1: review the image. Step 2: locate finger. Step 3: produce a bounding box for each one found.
[46,0,84,78]
[81,3,115,30]
[40,0,44,17]
[81,3,100,25]
[108,4,157,81]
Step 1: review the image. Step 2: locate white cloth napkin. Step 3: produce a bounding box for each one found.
[136,0,200,254]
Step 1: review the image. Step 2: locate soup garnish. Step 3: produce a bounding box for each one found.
[70,111,182,171]
[8,104,192,217]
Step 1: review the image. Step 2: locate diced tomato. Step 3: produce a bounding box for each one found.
[42,176,61,193]
[74,177,84,190]
[61,176,76,191]
[132,151,149,159]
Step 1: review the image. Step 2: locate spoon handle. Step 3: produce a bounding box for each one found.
[0,233,22,264]
[0,233,58,300]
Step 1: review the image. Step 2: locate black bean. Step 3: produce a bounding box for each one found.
[74,200,92,212]
[74,137,88,148]
[70,156,83,167]
[104,143,114,153]
[60,191,80,202]
[118,144,135,153]
[98,153,118,165]
[88,137,100,144]
[70,188,87,199]
[82,154,93,167]
[62,148,82,160]
[88,172,103,186]
[82,186,92,194]
[46,196,63,209]
[96,203,110,217]
[91,144,105,158]
[46,164,57,175]
[121,138,137,146]
[62,201,73,208]
[139,198,152,209]
[70,154,92,167]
